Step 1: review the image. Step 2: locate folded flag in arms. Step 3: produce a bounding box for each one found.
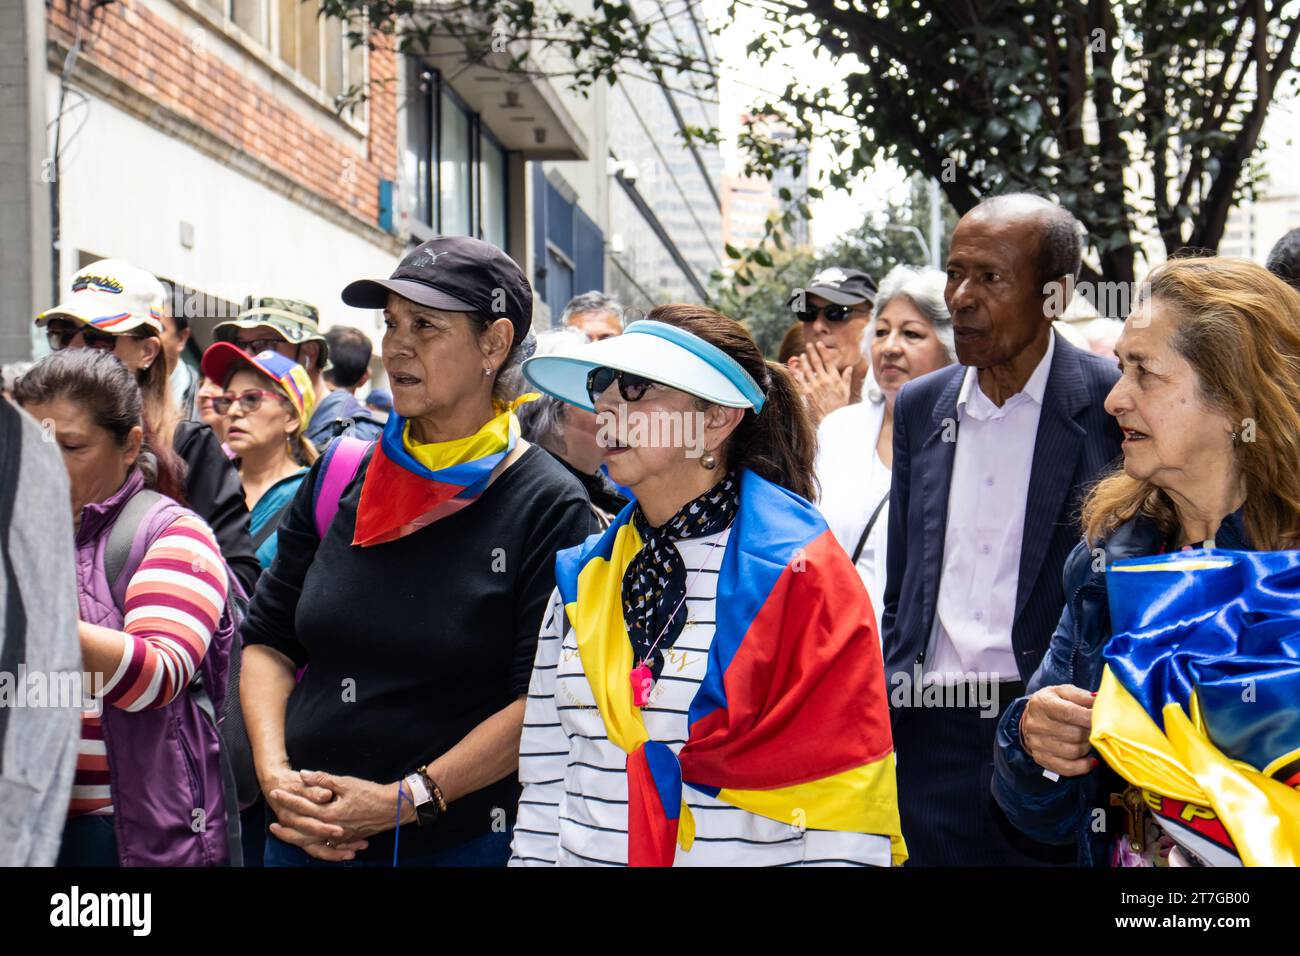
[1090,548,1300,866]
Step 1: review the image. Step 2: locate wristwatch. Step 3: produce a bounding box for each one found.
[403,765,448,827]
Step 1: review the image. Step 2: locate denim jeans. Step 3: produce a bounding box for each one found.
[264,828,512,867]
[240,799,267,868]
[57,815,120,867]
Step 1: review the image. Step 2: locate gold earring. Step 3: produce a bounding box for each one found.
[701,451,717,470]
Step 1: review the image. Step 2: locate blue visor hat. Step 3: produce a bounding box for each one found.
[521,320,765,413]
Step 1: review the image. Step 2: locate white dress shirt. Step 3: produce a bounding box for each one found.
[814,397,891,639]
[926,331,1056,683]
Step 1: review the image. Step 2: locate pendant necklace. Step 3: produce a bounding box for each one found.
[630,532,726,708]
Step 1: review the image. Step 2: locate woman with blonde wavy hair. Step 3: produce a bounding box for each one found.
[990,257,1300,867]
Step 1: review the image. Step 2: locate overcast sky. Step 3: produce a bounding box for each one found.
[703,0,1300,254]
[704,0,907,250]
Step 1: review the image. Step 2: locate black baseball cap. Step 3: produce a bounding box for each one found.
[341,237,533,343]
[790,266,878,307]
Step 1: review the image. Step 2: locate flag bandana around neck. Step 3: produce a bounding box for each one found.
[352,394,537,547]
[555,468,907,866]
[1089,548,1300,866]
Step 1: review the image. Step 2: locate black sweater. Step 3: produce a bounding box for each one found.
[555,454,630,518]
[241,443,596,860]
[174,420,260,597]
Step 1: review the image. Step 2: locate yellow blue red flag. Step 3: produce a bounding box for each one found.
[1090,548,1300,865]
[352,395,536,546]
[555,469,906,866]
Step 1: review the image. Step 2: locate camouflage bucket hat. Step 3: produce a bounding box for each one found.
[213,296,330,365]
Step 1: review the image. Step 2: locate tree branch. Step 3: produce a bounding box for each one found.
[1191,8,1300,249]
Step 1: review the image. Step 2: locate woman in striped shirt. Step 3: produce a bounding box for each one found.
[511,306,906,867]
[15,349,235,866]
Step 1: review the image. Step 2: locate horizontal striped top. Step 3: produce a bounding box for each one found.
[509,529,891,867]
[70,514,228,817]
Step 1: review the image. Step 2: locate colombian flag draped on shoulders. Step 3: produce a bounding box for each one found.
[1089,548,1300,866]
[352,394,537,547]
[555,468,907,866]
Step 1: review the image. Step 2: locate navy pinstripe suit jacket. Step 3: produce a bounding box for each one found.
[880,335,1123,689]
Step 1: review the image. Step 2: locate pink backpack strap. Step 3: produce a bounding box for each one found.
[312,436,373,539]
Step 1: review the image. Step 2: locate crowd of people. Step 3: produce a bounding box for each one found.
[1,191,1299,868]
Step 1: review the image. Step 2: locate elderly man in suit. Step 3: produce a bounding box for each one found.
[882,193,1123,866]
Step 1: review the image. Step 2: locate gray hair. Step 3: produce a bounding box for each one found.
[1,361,34,394]
[972,192,1084,286]
[560,291,623,328]
[866,265,956,363]
[514,328,590,456]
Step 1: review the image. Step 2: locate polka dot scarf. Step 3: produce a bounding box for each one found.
[622,472,739,680]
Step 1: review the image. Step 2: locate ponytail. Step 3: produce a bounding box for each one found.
[739,359,818,501]
[646,305,818,501]
[141,418,188,504]
[138,340,181,452]
[293,430,320,467]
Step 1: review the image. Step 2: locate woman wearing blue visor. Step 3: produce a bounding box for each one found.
[510,304,907,867]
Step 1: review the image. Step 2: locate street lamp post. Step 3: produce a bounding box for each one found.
[886,224,932,269]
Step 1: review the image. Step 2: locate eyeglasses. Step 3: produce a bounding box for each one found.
[791,302,860,323]
[212,388,289,415]
[234,337,288,356]
[46,322,120,352]
[586,366,661,405]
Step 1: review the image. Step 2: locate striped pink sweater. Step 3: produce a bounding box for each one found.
[70,514,228,817]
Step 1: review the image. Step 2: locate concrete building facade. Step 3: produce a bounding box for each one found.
[4,0,589,363]
[39,0,404,354]
[1219,192,1300,264]
[721,173,778,253]
[537,0,725,319]
[2,0,723,364]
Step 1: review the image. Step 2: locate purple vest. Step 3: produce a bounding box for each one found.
[75,471,233,866]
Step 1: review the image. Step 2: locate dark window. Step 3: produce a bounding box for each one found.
[404,61,509,249]
[480,130,507,249]
[574,206,604,294]
[545,245,575,310]
[532,163,604,311]
[404,61,434,230]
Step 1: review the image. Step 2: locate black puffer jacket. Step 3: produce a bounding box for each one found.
[174,419,259,597]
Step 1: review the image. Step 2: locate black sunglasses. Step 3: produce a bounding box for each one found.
[234,337,289,356]
[586,366,660,404]
[792,302,859,323]
[45,322,120,352]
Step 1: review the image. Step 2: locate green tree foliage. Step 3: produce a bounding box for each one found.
[715,177,958,357]
[323,0,1300,289]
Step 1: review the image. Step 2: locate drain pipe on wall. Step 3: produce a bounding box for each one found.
[49,0,115,304]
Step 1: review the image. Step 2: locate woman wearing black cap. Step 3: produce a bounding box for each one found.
[239,237,596,866]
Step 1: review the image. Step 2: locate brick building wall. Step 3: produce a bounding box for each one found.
[46,0,397,230]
